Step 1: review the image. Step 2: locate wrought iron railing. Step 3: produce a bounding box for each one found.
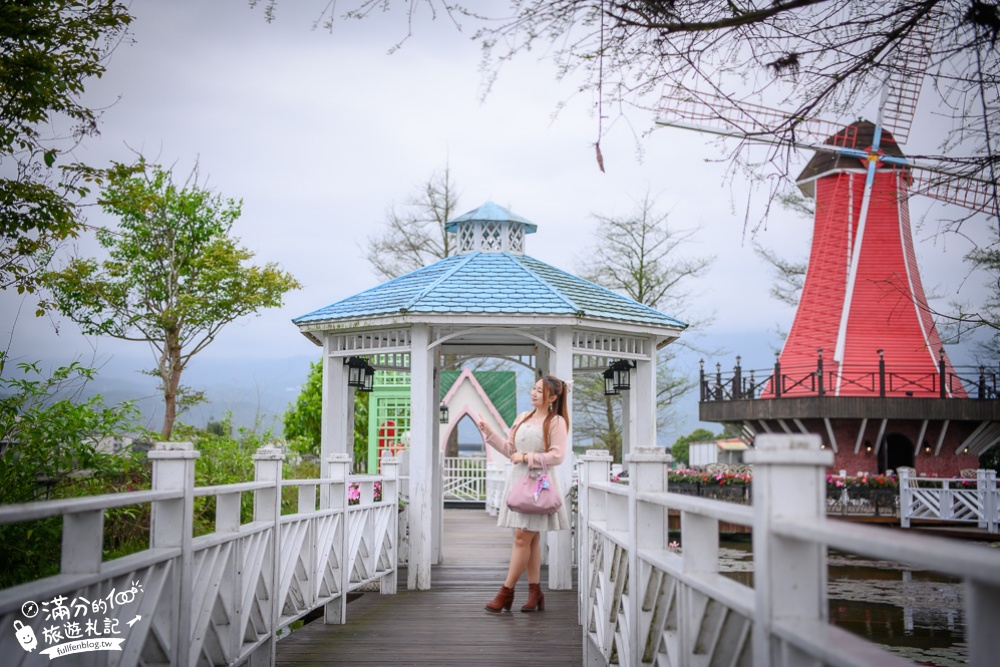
[700,350,999,401]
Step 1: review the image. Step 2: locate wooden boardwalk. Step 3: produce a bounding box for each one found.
[275,508,583,666]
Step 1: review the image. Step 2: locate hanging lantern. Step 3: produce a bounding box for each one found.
[611,359,636,391]
[439,403,450,424]
[603,367,619,396]
[345,357,368,388]
[360,360,376,392]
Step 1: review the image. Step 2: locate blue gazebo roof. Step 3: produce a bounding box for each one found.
[293,250,686,328]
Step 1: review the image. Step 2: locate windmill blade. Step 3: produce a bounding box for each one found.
[658,84,996,219]
[656,85,846,146]
[908,168,998,215]
[880,7,943,145]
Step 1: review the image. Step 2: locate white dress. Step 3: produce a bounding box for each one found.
[495,421,571,532]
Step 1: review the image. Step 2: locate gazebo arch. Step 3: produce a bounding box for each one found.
[293,201,686,591]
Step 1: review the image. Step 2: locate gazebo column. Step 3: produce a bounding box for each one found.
[621,389,637,472]
[634,349,657,448]
[549,327,574,590]
[432,357,443,565]
[321,335,352,507]
[408,324,435,590]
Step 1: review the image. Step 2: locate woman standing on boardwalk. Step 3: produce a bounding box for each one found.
[477,374,571,613]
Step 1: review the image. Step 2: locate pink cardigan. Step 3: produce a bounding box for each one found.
[484,411,568,469]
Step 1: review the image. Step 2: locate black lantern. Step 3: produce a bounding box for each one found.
[345,357,368,388]
[603,367,619,396]
[439,403,450,424]
[345,356,376,392]
[360,361,376,392]
[610,359,636,391]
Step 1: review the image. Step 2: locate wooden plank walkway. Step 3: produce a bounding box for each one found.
[275,508,583,666]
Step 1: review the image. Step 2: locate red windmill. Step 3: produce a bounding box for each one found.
[779,120,963,400]
[657,14,1000,475]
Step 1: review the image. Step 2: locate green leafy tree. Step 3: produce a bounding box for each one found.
[0,357,143,504]
[43,159,302,440]
[284,360,370,470]
[0,356,146,587]
[671,428,720,468]
[1,0,132,297]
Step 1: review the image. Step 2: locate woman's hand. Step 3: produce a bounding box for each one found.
[476,413,494,439]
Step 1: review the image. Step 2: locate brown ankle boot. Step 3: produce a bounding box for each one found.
[485,585,515,613]
[521,583,544,612]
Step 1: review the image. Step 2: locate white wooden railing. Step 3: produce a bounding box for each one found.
[442,456,487,502]
[0,442,399,667]
[484,461,506,516]
[578,434,1000,667]
[900,468,999,533]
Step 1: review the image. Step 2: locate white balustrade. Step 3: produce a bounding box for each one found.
[0,442,399,667]
[442,456,487,502]
[578,435,1000,667]
[900,468,998,533]
[484,461,507,516]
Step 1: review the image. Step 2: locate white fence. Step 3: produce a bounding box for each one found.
[442,456,487,502]
[484,461,507,516]
[578,434,1000,667]
[900,468,999,533]
[0,442,399,667]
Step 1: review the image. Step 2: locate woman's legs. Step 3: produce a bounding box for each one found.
[503,528,539,588]
[526,531,542,584]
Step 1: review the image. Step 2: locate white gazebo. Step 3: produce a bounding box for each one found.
[293,202,686,590]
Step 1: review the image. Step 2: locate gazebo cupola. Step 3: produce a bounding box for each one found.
[445,201,537,254]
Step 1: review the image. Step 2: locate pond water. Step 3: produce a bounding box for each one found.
[716,538,990,666]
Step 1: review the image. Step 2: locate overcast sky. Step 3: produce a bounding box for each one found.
[1,0,992,440]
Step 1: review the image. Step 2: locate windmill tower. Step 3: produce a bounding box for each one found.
[658,16,1000,475]
[779,120,963,400]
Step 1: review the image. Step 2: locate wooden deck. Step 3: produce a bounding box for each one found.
[275,508,583,665]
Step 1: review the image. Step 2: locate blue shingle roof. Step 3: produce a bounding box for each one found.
[293,251,686,329]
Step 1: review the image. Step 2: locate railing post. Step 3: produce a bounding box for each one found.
[579,449,612,665]
[878,349,886,397]
[978,469,998,534]
[380,456,400,594]
[699,359,706,401]
[325,453,352,624]
[715,362,723,400]
[148,441,199,667]
[744,434,833,667]
[816,348,824,396]
[733,356,743,400]
[773,352,782,398]
[899,468,912,528]
[627,446,671,666]
[939,348,947,398]
[251,444,284,667]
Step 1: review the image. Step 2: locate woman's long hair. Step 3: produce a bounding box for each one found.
[510,374,570,452]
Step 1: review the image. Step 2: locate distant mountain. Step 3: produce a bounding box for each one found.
[7,353,318,438]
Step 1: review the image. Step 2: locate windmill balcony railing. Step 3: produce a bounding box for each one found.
[700,353,999,402]
[0,442,399,667]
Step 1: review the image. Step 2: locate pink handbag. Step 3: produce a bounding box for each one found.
[506,456,562,515]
